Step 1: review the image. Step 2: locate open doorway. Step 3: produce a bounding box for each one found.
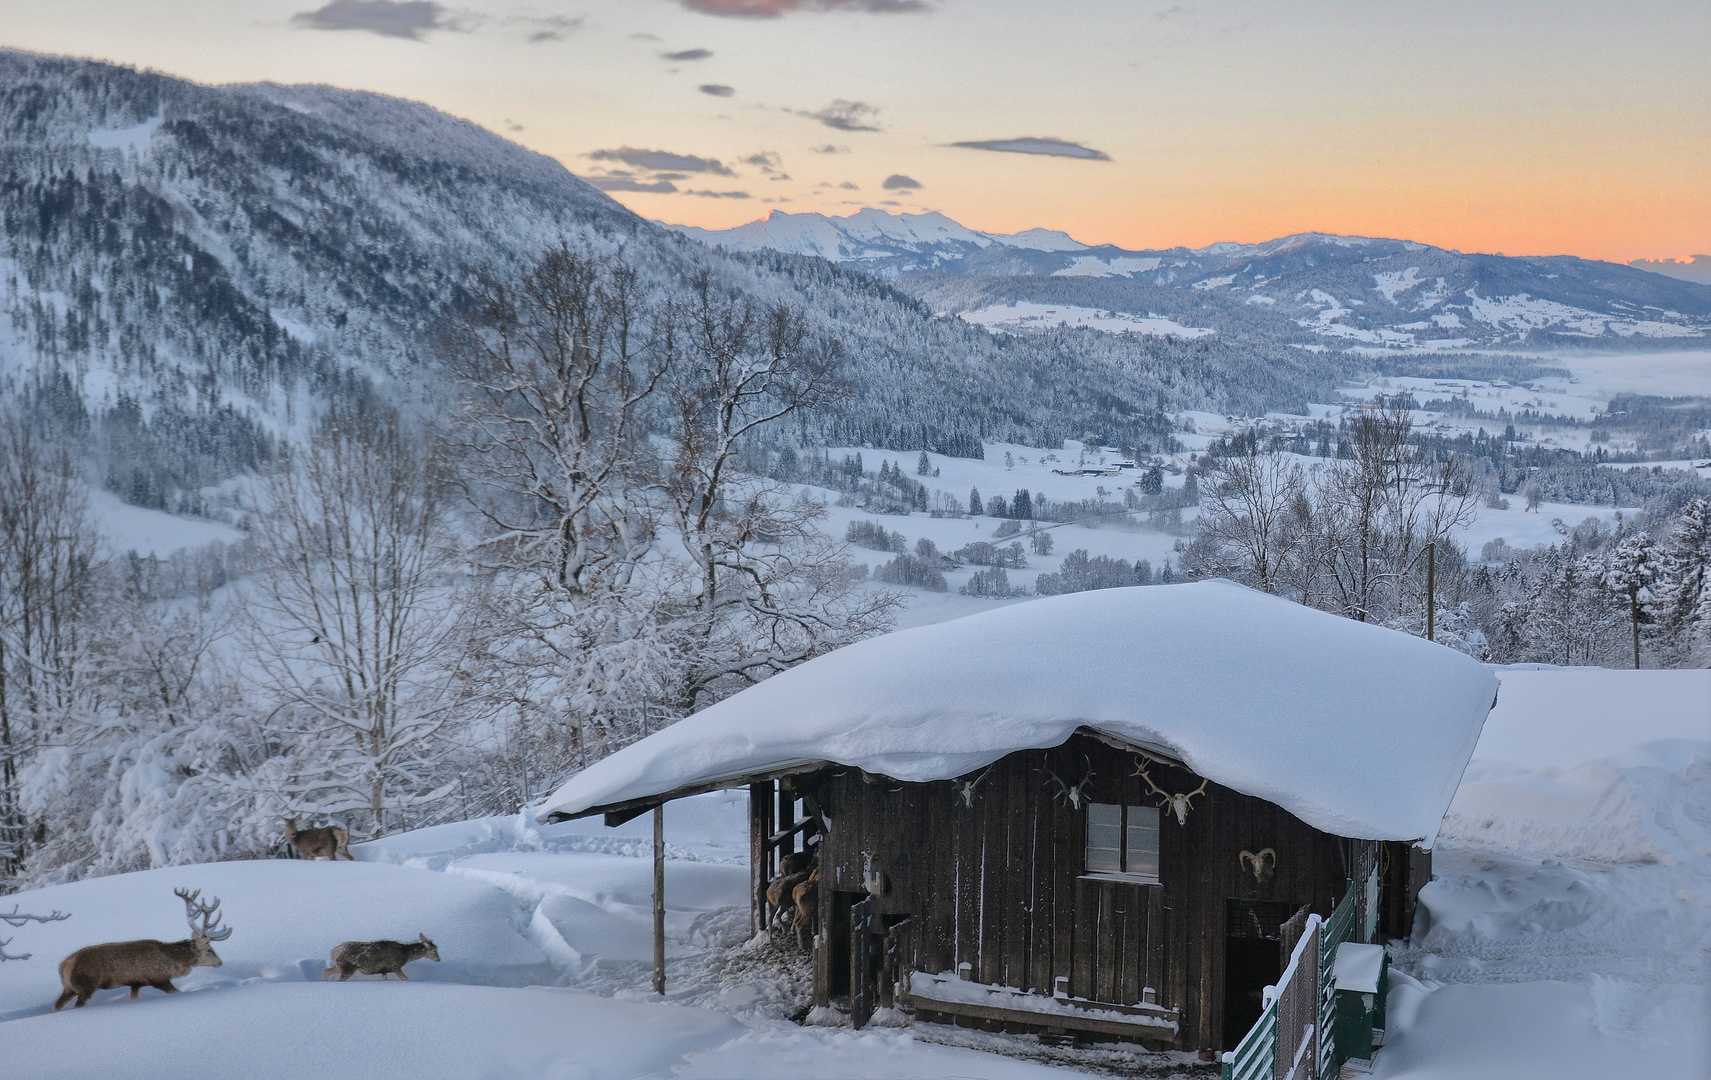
[1223,900,1296,1048]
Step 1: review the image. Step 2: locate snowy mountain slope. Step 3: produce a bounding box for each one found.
[669,208,1087,272]
[687,210,1711,349]
[0,49,1361,514]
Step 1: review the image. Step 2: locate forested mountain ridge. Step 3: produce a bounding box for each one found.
[2,49,1364,511]
[686,211,1711,350]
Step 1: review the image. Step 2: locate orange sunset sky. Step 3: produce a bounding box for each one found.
[5,0,1707,262]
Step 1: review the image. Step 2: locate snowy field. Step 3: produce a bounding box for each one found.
[958,302,1215,340]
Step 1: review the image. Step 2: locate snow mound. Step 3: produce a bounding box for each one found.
[4,980,741,1080]
[539,581,1498,844]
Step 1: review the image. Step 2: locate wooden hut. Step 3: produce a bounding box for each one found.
[539,581,1497,1057]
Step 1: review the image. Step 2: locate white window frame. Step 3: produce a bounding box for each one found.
[1081,801,1161,885]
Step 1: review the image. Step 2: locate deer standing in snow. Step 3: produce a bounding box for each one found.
[53,888,232,1010]
[791,869,820,950]
[284,817,353,860]
[323,934,440,980]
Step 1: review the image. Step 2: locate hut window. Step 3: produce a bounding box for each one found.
[1085,802,1160,881]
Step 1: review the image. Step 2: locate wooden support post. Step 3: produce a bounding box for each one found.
[750,781,771,936]
[1425,541,1436,643]
[653,803,666,995]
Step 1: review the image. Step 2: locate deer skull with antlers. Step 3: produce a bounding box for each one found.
[1042,757,1095,810]
[955,765,995,809]
[1134,758,1209,825]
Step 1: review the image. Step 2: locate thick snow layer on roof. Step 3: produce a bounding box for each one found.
[537,581,1498,844]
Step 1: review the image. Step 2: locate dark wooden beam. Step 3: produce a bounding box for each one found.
[545,761,835,824]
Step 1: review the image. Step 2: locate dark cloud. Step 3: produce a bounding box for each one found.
[742,151,788,179]
[687,189,753,198]
[679,0,929,16]
[661,47,714,60]
[700,84,736,97]
[880,199,902,206]
[290,0,472,40]
[586,177,679,194]
[630,32,662,40]
[839,181,859,189]
[504,118,524,132]
[882,173,921,190]
[948,136,1111,161]
[795,99,880,132]
[812,143,849,154]
[587,147,735,175]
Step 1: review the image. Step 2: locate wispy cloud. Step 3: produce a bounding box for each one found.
[700,84,736,97]
[290,0,473,40]
[587,147,735,175]
[812,144,849,154]
[661,47,714,60]
[687,189,753,198]
[794,99,881,132]
[948,136,1111,161]
[517,14,581,41]
[586,177,679,194]
[839,181,859,189]
[882,173,921,190]
[679,0,929,17]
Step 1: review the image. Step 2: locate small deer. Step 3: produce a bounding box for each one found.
[1240,848,1277,884]
[284,817,352,861]
[54,888,232,1010]
[791,869,820,950]
[765,853,816,932]
[1134,759,1210,825]
[323,934,440,980]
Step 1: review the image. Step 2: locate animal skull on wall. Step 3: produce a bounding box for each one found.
[1133,758,1209,825]
[1042,757,1095,810]
[1239,848,1277,883]
[956,765,995,809]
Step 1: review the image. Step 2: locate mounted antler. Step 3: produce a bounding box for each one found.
[174,888,232,942]
[1133,757,1210,825]
[955,765,995,809]
[1042,757,1095,810]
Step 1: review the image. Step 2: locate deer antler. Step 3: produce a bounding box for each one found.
[1042,757,1094,810]
[175,887,233,942]
[1135,757,1209,825]
[955,765,996,809]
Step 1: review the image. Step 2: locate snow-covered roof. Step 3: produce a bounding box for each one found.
[537,581,1498,844]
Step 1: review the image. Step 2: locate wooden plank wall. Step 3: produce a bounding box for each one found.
[812,732,1375,1053]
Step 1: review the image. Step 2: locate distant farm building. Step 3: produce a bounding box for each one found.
[539,581,1497,1059]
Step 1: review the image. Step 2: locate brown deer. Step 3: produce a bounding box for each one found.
[323,934,440,980]
[284,817,352,861]
[791,868,820,950]
[765,850,817,932]
[54,888,232,1010]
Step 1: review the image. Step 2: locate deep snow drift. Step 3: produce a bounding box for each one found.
[540,581,1497,844]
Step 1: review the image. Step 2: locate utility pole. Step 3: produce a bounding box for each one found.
[1425,541,1436,643]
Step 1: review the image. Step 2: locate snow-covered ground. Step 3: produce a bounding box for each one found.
[958,302,1215,339]
[1,665,1704,1077]
[1377,666,1711,1080]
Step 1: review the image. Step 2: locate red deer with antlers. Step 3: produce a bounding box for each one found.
[284,817,353,861]
[53,888,232,1010]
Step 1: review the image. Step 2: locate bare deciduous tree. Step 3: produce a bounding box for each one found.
[246,408,477,837]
